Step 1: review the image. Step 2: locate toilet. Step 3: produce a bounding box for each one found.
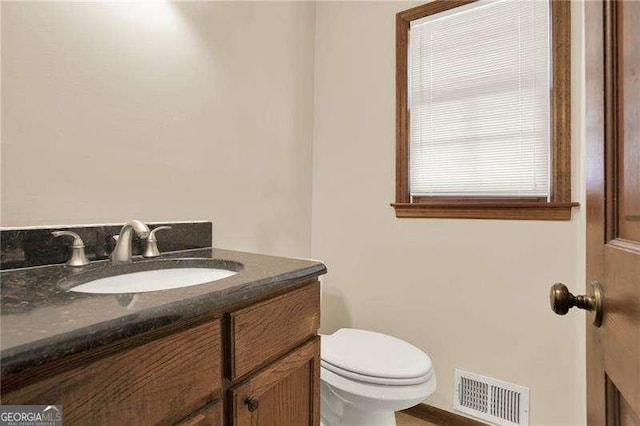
[320,328,436,426]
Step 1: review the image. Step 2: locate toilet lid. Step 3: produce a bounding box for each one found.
[321,328,432,381]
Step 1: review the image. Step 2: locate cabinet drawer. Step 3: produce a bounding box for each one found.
[230,282,320,379]
[3,320,222,425]
[177,400,223,426]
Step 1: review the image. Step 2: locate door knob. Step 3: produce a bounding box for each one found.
[549,281,603,327]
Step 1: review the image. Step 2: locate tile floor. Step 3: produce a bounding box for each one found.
[395,412,437,426]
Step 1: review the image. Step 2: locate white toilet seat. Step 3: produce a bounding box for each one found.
[321,364,436,415]
[321,359,434,386]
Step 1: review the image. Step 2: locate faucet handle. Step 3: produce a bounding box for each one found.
[149,226,171,240]
[143,226,171,258]
[52,231,90,267]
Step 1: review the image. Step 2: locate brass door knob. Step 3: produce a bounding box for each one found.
[549,281,603,327]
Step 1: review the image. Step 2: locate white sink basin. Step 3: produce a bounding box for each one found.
[68,264,238,294]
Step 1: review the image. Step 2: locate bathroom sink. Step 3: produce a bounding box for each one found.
[69,268,236,294]
[61,258,242,294]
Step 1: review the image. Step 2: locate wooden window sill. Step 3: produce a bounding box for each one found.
[391,201,579,220]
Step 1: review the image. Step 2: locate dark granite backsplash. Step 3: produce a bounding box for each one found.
[0,221,212,270]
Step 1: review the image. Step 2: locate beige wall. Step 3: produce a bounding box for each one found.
[1,1,315,257]
[311,1,586,425]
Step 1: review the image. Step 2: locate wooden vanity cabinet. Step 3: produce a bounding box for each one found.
[1,280,321,426]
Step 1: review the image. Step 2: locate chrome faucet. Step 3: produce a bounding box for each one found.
[110,220,150,265]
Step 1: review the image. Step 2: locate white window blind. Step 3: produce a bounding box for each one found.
[408,0,551,198]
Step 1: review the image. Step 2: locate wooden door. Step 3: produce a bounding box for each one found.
[586,0,640,424]
[231,338,320,426]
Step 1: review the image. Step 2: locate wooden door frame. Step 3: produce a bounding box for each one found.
[585,0,606,422]
[585,0,612,421]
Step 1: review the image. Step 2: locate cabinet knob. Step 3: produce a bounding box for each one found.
[244,397,259,412]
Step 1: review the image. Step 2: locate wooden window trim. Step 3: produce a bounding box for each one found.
[393,0,579,221]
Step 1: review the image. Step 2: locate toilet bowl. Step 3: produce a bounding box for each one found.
[320,328,436,426]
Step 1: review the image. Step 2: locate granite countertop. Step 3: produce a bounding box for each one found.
[0,247,326,378]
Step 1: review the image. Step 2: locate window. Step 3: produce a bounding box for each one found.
[393,0,577,220]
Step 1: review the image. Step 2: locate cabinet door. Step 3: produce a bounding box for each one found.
[231,337,320,426]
